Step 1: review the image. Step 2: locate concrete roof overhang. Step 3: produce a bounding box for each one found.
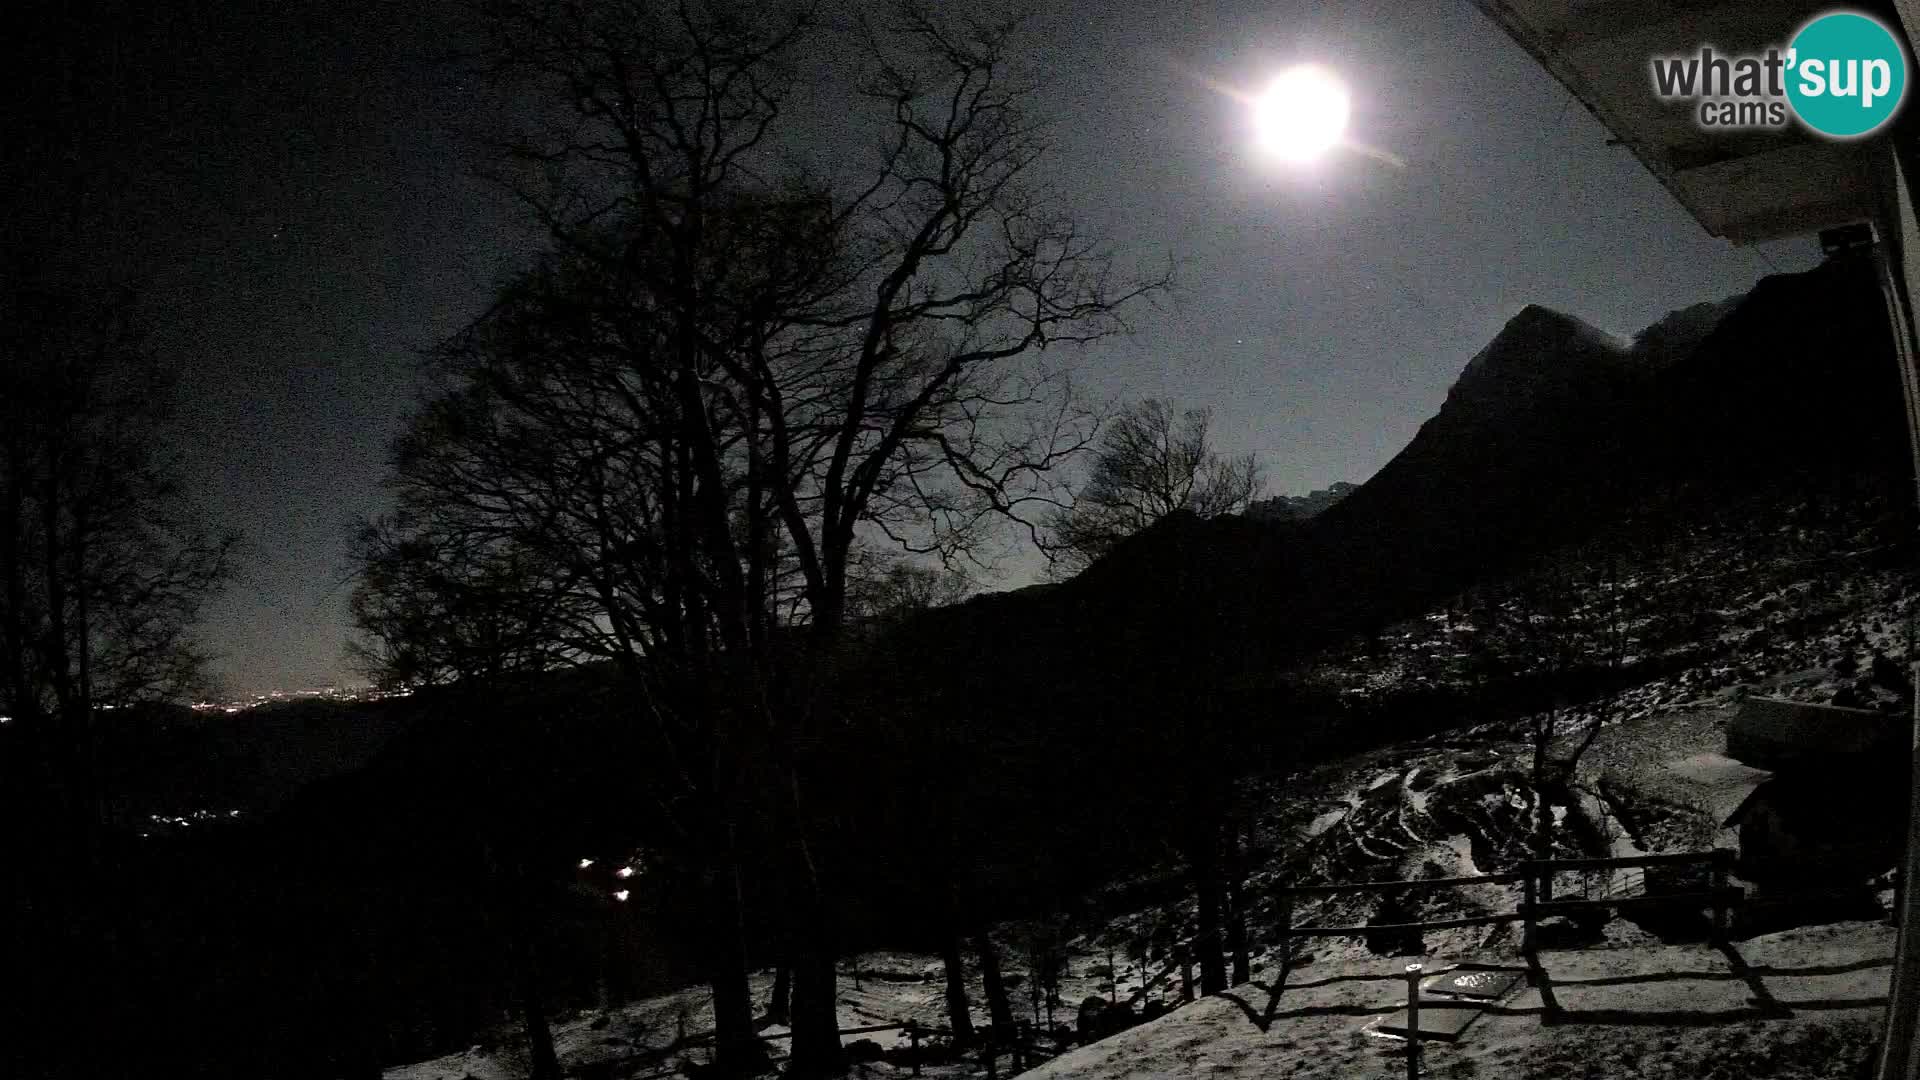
[1471,1,1906,243]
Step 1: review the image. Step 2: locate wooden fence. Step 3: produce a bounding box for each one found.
[658,850,1738,1078]
[673,1016,1058,1078]
[1277,849,1741,955]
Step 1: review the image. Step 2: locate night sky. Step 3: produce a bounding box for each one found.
[8,0,1817,695]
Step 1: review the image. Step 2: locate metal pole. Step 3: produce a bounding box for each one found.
[1875,145,1920,1077]
[909,1021,920,1078]
[1878,653,1920,1080]
[1405,963,1423,1080]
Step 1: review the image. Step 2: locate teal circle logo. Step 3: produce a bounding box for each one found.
[1786,11,1908,138]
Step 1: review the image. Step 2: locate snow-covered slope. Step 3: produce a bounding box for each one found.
[1020,922,1890,1080]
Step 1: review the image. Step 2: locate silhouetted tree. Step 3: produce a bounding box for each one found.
[976,930,1016,1035]
[939,927,976,1041]
[1042,399,1262,575]
[488,842,563,1080]
[0,275,236,1080]
[766,964,791,1027]
[347,517,586,689]
[1224,818,1250,986]
[349,528,576,1079]
[0,279,237,809]
[451,2,1166,1074]
[845,555,971,632]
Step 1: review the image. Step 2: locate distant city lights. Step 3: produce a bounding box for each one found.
[615,866,634,879]
[143,808,244,834]
[613,889,630,902]
[579,858,595,870]
[190,684,406,715]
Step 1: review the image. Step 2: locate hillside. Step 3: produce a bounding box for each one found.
[386,680,1899,1080]
[1245,482,1357,524]
[96,696,421,826]
[364,252,1919,1076]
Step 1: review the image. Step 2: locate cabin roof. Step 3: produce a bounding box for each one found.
[1470,1,1895,243]
[1725,696,1902,769]
[1658,751,1774,825]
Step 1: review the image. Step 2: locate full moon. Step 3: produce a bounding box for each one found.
[1252,65,1351,163]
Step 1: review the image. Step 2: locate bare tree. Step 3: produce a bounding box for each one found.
[347,513,592,1080]
[0,275,236,1080]
[449,3,1166,1075]
[1042,399,1262,575]
[844,553,971,629]
[361,233,781,1074]
[0,277,237,814]
[347,515,587,690]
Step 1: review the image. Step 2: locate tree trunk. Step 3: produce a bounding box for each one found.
[976,932,1016,1033]
[508,879,560,1080]
[347,929,390,1080]
[780,815,842,1077]
[706,862,768,1076]
[1225,823,1250,987]
[940,932,975,1041]
[768,963,791,1026]
[786,931,842,1078]
[1191,825,1226,996]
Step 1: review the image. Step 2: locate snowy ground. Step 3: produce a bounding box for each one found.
[388,500,1917,1080]
[385,684,1898,1080]
[389,920,1894,1080]
[385,946,1139,1080]
[1021,921,1893,1080]
[385,686,1899,1080]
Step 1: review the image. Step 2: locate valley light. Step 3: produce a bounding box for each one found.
[613,889,630,902]
[578,858,594,870]
[615,866,634,879]
[1253,64,1351,163]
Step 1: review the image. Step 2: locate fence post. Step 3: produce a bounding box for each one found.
[1279,891,1294,973]
[1521,864,1538,956]
[984,1040,998,1080]
[908,1020,920,1078]
[1179,943,1194,1002]
[1405,962,1423,1080]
